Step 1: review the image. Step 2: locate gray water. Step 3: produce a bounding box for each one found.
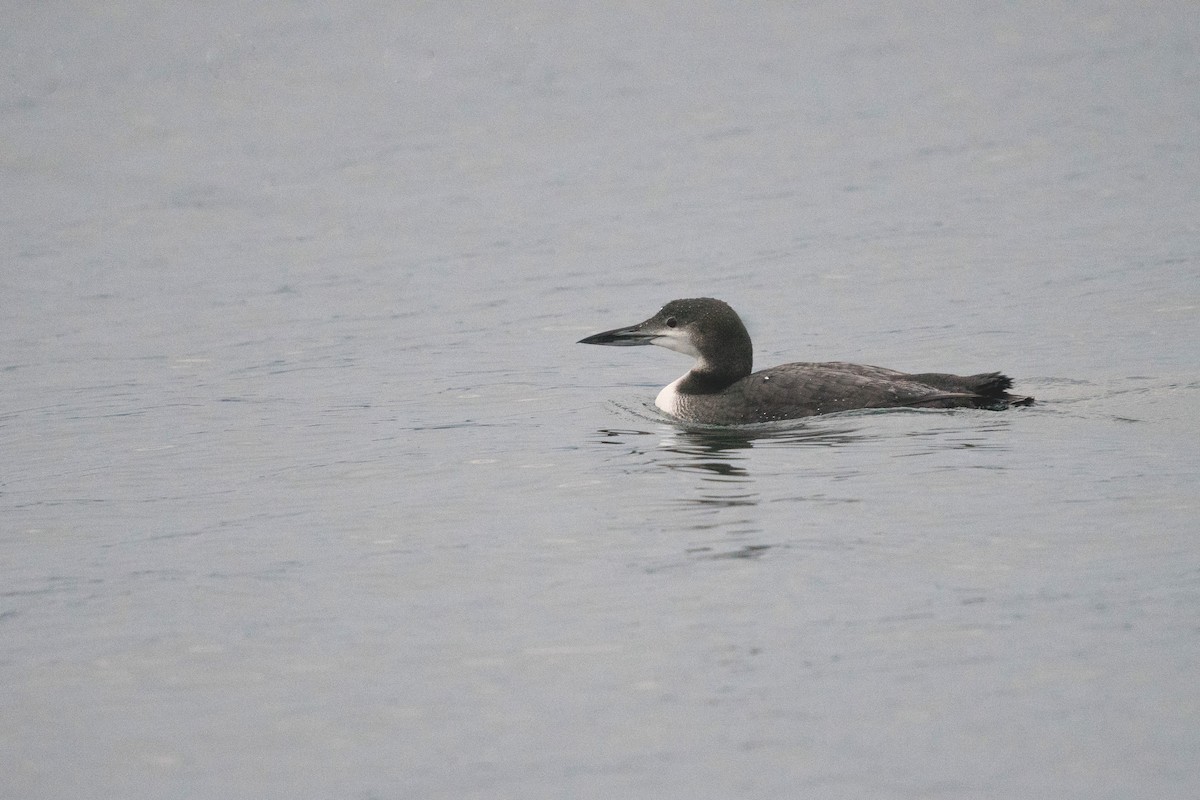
[4,3,1199,798]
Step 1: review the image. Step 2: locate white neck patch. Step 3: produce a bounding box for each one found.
[655,374,687,415]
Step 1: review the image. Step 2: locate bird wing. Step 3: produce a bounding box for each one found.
[738,362,970,420]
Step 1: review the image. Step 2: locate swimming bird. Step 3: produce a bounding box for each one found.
[579,297,1033,424]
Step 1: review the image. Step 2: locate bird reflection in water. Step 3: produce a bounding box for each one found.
[592,421,866,566]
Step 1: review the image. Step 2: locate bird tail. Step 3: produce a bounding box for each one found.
[907,371,1034,408]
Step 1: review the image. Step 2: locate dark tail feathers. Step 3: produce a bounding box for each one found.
[908,371,1034,407]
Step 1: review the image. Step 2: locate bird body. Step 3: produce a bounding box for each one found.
[580,298,1032,424]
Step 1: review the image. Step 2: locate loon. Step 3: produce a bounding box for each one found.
[579,297,1033,424]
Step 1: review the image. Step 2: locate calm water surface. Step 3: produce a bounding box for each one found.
[3,2,1199,798]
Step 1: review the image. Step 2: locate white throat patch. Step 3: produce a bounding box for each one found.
[651,330,701,358]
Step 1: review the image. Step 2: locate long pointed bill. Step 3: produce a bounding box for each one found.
[578,324,657,346]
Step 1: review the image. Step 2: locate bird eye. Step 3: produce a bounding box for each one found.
[665,317,677,328]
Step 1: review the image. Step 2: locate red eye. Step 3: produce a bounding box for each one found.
[666,317,677,328]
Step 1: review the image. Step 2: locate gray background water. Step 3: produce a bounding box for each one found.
[4,2,1198,798]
